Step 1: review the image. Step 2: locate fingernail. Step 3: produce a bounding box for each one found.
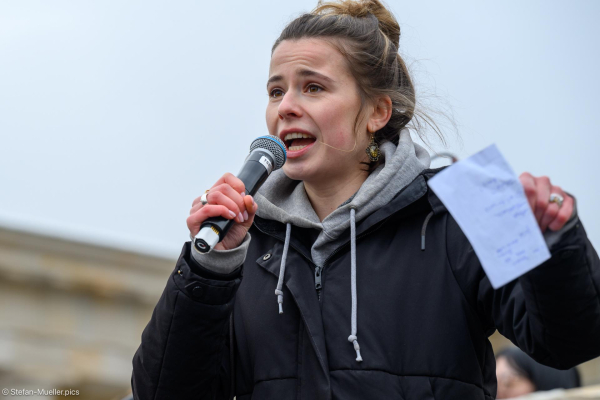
[241,191,246,197]
[229,210,236,218]
[238,212,243,222]
[250,195,255,206]
[243,211,249,221]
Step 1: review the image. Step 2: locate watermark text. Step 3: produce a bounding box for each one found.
[2,388,79,396]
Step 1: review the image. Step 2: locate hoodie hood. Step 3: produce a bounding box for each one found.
[255,128,431,267]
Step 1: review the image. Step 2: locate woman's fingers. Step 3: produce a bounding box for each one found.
[244,194,256,214]
[533,176,551,223]
[243,195,258,220]
[548,191,574,232]
[186,204,237,236]
[211,173,246,196]
[539,185,563,232]
[192,173,245,207]
[190,187,247,222]
[232,195,259,229]
[520,172,537,212]
[211,183,247,217]
[191,194,204,208]
[186,173,256,250]
[189,172,250,225]
[519,172,551,223]
[520,172,574,233]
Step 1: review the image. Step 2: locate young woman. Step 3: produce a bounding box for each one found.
[132,1,600,399]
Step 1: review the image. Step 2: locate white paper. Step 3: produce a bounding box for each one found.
[427,144,550,289]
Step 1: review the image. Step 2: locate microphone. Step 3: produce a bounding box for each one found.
[193,136,287,253]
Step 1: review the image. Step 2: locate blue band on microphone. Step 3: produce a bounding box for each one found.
[257,135,287,162]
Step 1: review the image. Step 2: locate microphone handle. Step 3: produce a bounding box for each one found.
[194,150,273,253]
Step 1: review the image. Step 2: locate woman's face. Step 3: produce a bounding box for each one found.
[266,38,372,184]
[496,357,536,399]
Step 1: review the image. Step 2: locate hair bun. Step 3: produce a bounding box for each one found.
[313,0,400,49]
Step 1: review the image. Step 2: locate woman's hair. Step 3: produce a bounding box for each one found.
[272,0,447,170]
[496,347,581,392]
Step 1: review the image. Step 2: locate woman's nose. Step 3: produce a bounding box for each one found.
[278,91,303,120]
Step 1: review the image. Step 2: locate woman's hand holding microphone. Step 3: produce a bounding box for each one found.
[186,136,285,253]
[187,173,258,251]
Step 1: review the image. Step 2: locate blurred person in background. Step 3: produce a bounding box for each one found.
[496,347,581,399]
[131,0,600,399]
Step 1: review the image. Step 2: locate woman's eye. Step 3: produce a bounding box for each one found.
[270,89,284,98]
[307,84,322,93]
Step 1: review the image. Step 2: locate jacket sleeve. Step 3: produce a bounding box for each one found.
[132,242,242,400]
[447,213,600,369]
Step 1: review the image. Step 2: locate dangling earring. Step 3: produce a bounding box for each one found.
[365,133,381,162]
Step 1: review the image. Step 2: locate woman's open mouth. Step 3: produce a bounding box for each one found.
[283,132,317,152]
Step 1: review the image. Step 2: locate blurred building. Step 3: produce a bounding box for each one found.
[0,224,598,399]
[0,225,172,399]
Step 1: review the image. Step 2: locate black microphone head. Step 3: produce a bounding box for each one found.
[249,136,287,170]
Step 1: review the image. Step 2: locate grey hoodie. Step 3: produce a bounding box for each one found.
[192,128,431,273]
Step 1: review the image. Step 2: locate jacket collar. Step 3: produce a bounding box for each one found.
[422,167,449,215]
[253,167,447,261]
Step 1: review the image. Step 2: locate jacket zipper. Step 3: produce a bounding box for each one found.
[314,266,323,301]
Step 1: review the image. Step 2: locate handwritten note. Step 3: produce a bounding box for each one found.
[428,144,550,289]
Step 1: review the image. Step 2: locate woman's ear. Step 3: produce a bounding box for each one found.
[366,95,392,133]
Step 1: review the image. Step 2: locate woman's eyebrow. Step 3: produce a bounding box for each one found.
[266,69,335,88]
[266,75,283,88]
[298,69,334,83]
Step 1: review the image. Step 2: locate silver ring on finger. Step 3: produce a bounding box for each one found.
[549,193,564,208]
[200,190,210,206]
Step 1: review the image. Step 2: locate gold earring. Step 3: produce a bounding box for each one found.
[365,133,381,162]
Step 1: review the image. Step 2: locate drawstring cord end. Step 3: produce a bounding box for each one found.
[420,211,434,251]
[355,349,363,362]
[275,289,284,314]
[348,335,363,362]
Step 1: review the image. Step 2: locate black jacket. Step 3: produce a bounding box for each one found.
[132,168,600,399]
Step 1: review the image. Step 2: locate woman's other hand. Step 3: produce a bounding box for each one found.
[519,172,574,233]
[187,173,258,251]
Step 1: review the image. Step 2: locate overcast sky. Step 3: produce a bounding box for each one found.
[1,1,598,259]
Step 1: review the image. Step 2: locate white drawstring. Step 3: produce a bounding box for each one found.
[348,208,363,362]
[274,223,292,314]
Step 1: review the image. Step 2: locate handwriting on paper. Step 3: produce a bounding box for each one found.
[427,144,550,289]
